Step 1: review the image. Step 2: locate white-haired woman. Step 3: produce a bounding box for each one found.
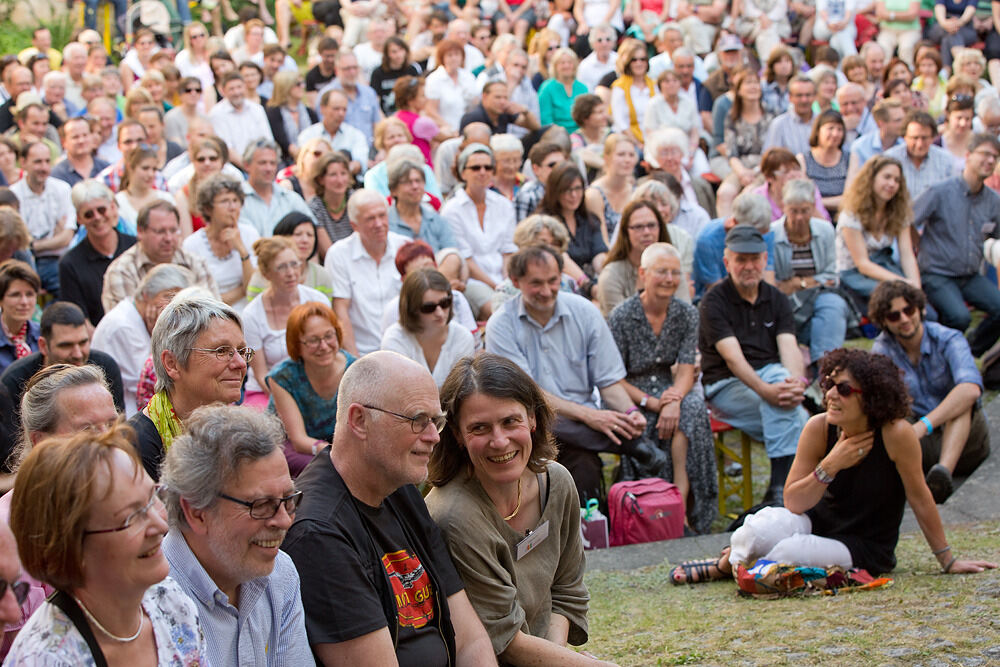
[490,133,525,200]
[645,127,715,219]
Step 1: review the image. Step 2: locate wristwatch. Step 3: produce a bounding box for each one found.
[640,394,649,408]
[799,277,807,289]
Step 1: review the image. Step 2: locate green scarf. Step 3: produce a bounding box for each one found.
[147,390,183,451]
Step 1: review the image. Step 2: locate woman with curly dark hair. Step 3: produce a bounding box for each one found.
[672,348,997,583]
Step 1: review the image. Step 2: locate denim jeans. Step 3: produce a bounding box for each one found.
[34,256,60,299]
[84,0,127,34]
[804,290,850,362]
[922,272,1000,356]
[705,363,809,459]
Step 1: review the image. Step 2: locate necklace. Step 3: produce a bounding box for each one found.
[503,478,523,521]
[72,595,145,643]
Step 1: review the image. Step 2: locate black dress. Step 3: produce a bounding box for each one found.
[807,422,906,573]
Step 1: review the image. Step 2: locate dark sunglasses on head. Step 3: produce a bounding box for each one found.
[820,377,863,397]
[419,296,452,314]
[885,304,917,322]
[81,205,108,221]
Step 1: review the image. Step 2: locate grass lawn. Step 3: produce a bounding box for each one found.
[583,519,1000,666]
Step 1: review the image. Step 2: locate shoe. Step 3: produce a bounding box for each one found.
[670,547,731,585]
[925,464,954,504]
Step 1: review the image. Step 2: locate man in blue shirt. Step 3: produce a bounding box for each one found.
[693,192,776,300]
[846,98,904,183]
[161,404,315,666]
[870,280,990,504]
[486,245,665,504]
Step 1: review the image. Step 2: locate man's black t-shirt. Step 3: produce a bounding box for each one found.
[459,103,519,135]
[283,451,464,666]
[698,275,796,386]
[304,64,336,94]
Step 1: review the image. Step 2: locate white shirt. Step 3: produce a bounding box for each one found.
[297,121,370,170]
[242,284,329,392]
[441,188,517,285]
[181,224,260,311]
[115,189,176,228]
[611,83,653,135]
[166,160,244,194]
[380,320,475,387]
[10,178,75,258]
[424,67,479,132]
[325,231,409,354]
[577,51,618,92]
[352,41,383,85]
[208,99,274,162]
[643,94,702,138]
[91,298,149,417]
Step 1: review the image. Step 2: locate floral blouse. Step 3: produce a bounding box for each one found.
[724,111,774,162]
[4,578,208,666]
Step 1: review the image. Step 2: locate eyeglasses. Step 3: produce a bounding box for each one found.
[820,377,863,397]
[184,87,203,93]
[972,148,1000,162]
[565,184,584,194]
[884,304,917,322]
[419,296,452,314]
[273,260,302,273]
[84,484,168,536]
[466,164,493,172]
[195,154,220,162]
[0,578,29,606]
[218,490,303,520]
[80,204,108,221]
[187,345,255,363]
[649,268,682,278]
[363,404,447,434]
[302,331,338,349]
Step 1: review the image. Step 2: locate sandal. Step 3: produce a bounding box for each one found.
[670,548,731,585]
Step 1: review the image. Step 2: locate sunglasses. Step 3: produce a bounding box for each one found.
[884,304,917,322]
[196,154,220,162]
[419,296,452,314]
[465,164,492,172]
[81,205,108,221]
[820,377,863,397]
[184,87,203,93]
[0,578,29,606]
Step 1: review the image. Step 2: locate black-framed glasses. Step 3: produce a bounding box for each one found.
[188,345,255,364]
[81,204,108,221]
[84,484,167,536]
[419,296,452,314]
[0,578,29,605]
[184,86,203,93]
[302,331,338,349]
[820,377,863,398]
[218,490,303,519]
[465,164,493,172]
[885,304,917,322]
[362,405,447,434]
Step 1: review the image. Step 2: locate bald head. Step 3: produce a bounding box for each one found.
[462,122,492,145]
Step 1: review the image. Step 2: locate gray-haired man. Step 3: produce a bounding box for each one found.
[161,404,315,666]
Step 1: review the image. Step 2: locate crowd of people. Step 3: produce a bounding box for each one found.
[0,0,998,662]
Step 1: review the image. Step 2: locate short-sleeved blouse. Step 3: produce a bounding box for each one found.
[3,578,208,666]
[266,352,357,442]
[724,112,773,161]
[180,224,260,300]
[242,284,330,393]
[835,210,899,271]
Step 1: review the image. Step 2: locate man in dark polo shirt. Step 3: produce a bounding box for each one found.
[459,81,539,136]
[699,225,809,503]
[0,302,125,431]
[50,117,109,188]
[58,179,136,327]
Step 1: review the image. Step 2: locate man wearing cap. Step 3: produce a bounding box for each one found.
[699,224,809,504]
[703,34,744,100]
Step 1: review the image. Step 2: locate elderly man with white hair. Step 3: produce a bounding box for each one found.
[577,25,619,92]
[974,91,1000,136]
[836,82,875,148]
[692,192,776,299]
[60,42,88,109]
[325,189,409,356]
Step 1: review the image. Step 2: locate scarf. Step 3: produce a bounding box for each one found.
[611,74,655,144]
[147,390,183,452]
[3,319,30,359]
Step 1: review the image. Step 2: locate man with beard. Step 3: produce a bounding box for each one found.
[161,404,315,666]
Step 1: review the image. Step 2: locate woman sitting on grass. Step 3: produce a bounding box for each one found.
[671,348,997,583]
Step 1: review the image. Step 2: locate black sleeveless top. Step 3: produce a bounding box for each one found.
[806,422,906,574]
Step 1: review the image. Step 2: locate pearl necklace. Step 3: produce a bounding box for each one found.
[72,595,145,643]
[503,478,523,521]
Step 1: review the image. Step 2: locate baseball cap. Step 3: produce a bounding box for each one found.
[725,225,767,253]
[718,34,743,52]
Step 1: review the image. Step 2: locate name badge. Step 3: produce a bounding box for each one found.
[515,520,550,560]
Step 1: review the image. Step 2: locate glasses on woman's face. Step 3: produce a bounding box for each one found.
[185,86,203,94]
[884,304,917,322]
[302,331,338,349]
[274,259,302,274]
[465,163,493,172]
[419,296,452,314]
[820,376,863,397]
[196,154,220,163]
[218,490,303,520]
[84,484,168,536]
[629,222,658,232]
[0,578,29,606]
[187,345,255,364]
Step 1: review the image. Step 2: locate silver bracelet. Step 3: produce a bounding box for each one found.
[943,556,958,573]
[813,463,834,484]
[932,545,951,556]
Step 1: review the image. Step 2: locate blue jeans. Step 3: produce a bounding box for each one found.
[922,272,1000,356]
[84,0,126,34]
[803,290,850,362]
[34,256,60,299]
[175,0,192,24]
[705,363,809,459]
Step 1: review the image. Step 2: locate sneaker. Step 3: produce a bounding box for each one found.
[925,464,954,504]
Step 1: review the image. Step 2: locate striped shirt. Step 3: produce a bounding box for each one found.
[163,531,316,667]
